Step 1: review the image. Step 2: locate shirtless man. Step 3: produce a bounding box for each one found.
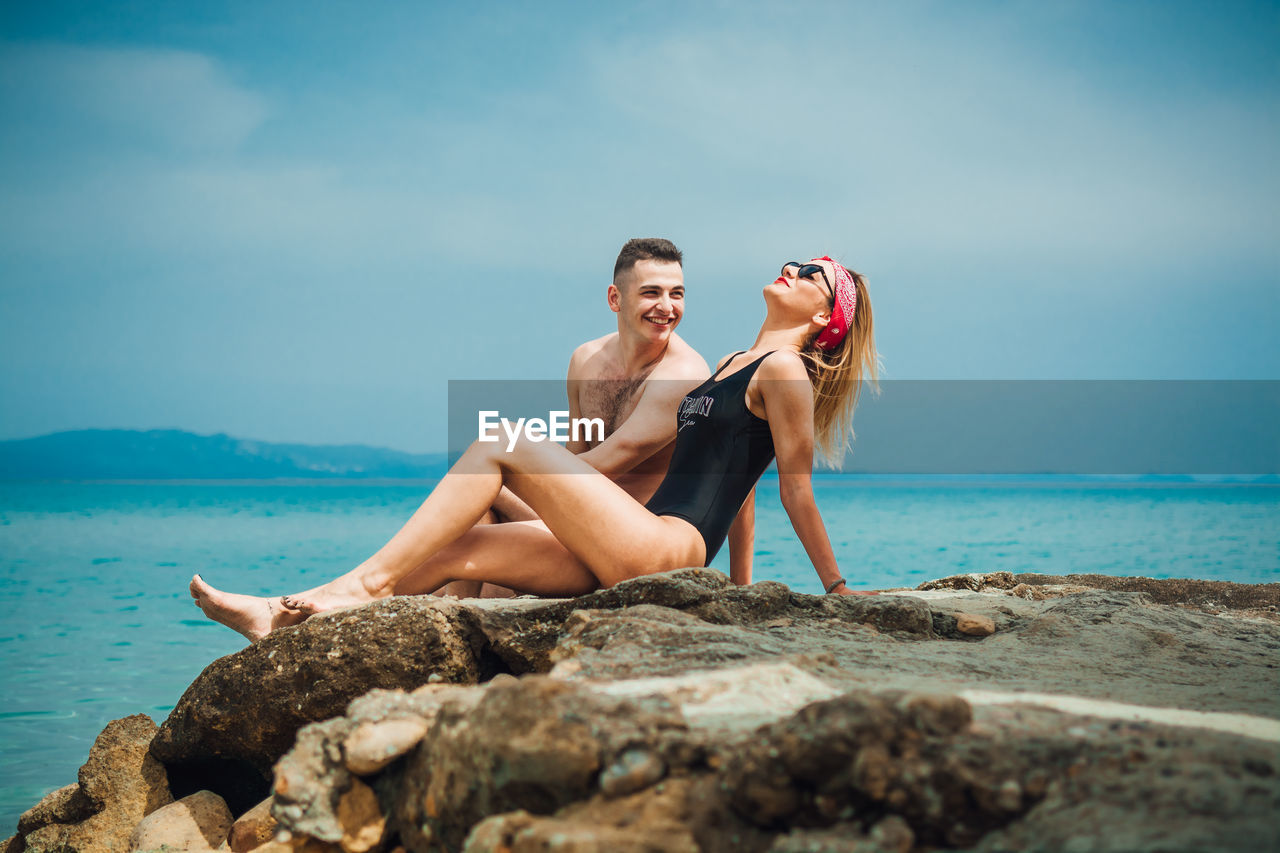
[191,239,740,639]
[436,237,711,598]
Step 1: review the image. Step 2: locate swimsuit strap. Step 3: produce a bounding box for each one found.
[710,350,776,383]
[709,351,748,381]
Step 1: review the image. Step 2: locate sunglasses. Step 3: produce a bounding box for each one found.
[781,261,835,301]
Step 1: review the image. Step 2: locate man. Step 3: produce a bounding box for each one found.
[440,238,719,597]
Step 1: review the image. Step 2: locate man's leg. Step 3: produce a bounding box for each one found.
[394,519,593,598]
[434,509,497,599]
[434,486,539,598]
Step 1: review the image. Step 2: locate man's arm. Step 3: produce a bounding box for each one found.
[727,486,755,585]
[565,345,590,455]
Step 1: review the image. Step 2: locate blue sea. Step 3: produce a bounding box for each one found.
[1,478,1277,830]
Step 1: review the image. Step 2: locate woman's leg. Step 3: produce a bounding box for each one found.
[191,520,599,638]
[391,520,598,598]
[283,436,703,613]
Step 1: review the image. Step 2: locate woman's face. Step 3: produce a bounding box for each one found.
[769,258,836,315]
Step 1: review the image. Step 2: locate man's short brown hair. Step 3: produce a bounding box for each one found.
[613,238,683,283]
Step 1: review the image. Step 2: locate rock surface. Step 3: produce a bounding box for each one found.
[16,715,172,853]
[8,569,1280,852]
[151,597,494,783]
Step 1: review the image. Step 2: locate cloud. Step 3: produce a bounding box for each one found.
[0,42,269,153]
[580,17,1280,266]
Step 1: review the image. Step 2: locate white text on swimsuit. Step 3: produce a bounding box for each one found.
[477,411,606,451]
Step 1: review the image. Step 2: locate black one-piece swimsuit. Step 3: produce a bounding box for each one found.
[644,351,777,565]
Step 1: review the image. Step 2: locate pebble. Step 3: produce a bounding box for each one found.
[599,749,666,797]
[128,790,232,852]
[956,613,996,636]
[227,796,277,853]
[344,718,431,775]
[996,779,1023,812]
[337,778,386,853]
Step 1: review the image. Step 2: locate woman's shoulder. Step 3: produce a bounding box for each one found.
[714,349,805,373]
[757,349,809,379]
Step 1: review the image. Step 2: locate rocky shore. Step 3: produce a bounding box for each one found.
[6,569,1279,852]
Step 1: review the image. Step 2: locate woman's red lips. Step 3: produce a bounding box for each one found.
[774,277,789,287]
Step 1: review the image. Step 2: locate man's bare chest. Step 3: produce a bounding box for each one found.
[578,373,647,437]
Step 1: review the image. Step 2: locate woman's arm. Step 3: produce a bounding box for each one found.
[756,353,851,594]
[727,486,755,585]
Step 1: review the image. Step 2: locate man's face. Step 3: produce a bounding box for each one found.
[610,259,685,342]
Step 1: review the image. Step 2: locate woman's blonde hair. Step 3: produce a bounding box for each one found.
[799,268,879,469]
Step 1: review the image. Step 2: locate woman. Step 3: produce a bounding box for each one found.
[192,256,878,641]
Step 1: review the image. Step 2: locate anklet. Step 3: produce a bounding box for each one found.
[825,578,847,594]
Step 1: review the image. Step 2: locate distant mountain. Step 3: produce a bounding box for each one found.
[0,430,449,480]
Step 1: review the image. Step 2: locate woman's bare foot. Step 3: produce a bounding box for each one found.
[189,574,306,642]
[278,569,395,616]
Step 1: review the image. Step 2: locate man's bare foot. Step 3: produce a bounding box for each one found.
[189,574,306,642]
[279,571,393,616]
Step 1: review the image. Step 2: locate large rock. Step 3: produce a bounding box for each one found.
[256,630,1280,853]
[16,785,93,836]
[150,597,494,803]
[261,671,1084,852]
[479,571,935,675]
[973,714,1280,852]
[20,569,1280,851]
[270,718,354,844]
[919,572,1280,612]
[145,569,936,816]
[721,690,1029,848]
[270,685,481,845]
[392,675,691,851]
[550,604,790,680]
[16,715,173,853]
[476,569,736,672]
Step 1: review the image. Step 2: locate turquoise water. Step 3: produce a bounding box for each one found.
[1,479,1277,829]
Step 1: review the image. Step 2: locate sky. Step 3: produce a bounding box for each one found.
[1,0,1277,453]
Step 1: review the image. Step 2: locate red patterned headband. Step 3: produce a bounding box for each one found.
[812,256,857,350]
